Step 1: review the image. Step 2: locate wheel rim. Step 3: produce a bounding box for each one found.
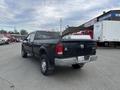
[41,59,47,72]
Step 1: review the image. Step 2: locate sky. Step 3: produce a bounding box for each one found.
[0,0,120,32]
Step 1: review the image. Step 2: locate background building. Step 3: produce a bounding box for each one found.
[62,10,120,36]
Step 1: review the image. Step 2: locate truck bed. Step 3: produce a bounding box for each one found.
[56,39,96,58]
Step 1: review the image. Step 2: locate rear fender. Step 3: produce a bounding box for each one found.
[39,46,55,65]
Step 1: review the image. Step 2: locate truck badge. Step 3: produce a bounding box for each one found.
[80,44,84,49]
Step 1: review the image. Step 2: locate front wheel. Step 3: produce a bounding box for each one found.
[40,54,54,76]
[72,63,84,69]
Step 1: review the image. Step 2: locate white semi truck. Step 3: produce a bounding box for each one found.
[94,20,120,47]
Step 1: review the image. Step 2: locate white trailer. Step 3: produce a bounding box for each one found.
[94,20,120,46]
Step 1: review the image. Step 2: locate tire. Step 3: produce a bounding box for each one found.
[5,42,9,44]
[72,63,84,69]
[40,54,54,76]
[21,48,27,58]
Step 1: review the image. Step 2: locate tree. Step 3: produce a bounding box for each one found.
[0,29,7,34]
[8,31,14,34]
[14,29,19,34]
[20,29,28,35]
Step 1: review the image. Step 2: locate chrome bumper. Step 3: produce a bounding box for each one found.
[55,55,97,65]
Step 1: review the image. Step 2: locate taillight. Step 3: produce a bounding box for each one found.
[56,43,64,55]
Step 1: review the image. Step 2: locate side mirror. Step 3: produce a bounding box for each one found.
[24,38,28,41]
[22,38,28,43]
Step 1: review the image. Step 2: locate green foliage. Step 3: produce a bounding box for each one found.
[14,30,19,34]
[0,30,7,34]
[0,29,28,35]
[20,29,28,35]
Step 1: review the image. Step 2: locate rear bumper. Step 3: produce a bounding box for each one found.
[55,55,97,65]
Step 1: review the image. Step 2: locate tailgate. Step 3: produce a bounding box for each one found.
[60,39,96,58]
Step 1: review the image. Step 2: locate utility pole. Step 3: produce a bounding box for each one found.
[60,18,62,35]
[14,26,16,31]
[14,26,16,33]
[43,0,46,7]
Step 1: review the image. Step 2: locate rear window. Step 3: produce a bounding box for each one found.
[35,31,60,40]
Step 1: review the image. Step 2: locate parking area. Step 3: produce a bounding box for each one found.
[0,43,120,90]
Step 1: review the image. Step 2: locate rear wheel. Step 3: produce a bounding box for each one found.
[21,48,27,58]
[40,54,54,76]
[72,63,84,69]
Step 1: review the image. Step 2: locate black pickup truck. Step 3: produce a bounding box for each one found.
[21,31,97,75]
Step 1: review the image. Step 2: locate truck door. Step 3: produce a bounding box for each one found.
[23,32,35,54]
[28,32,35,54]
[33,32,43,56]
[23,34,31,52]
